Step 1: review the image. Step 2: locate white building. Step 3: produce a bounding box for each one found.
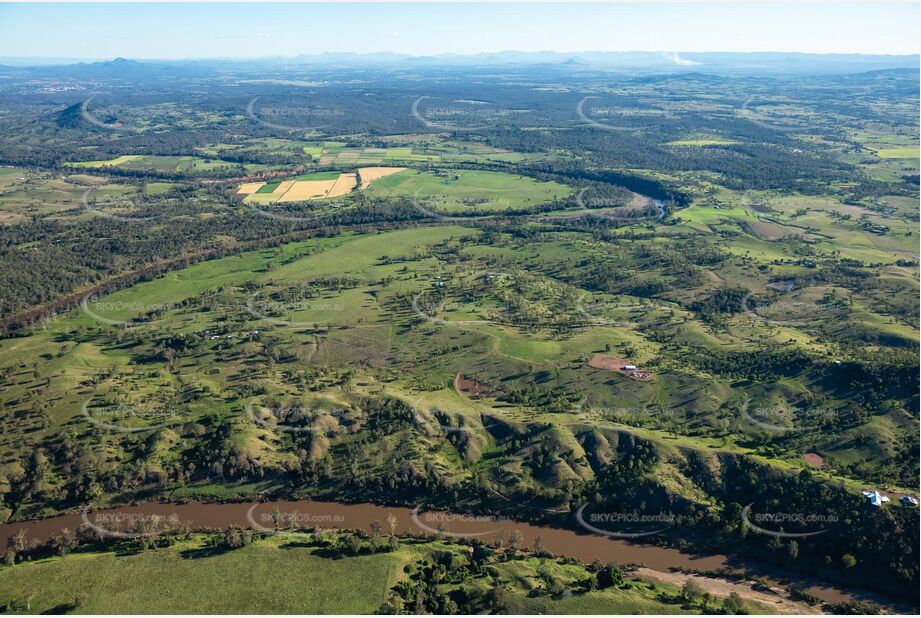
[862,490,890,507]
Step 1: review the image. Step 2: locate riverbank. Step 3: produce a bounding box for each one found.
[1,498,909,613]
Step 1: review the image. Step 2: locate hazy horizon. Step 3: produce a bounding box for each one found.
[1,49,919,64]
[1,2,919,60]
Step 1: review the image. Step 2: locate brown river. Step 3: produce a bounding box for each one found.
[0,499,897,608]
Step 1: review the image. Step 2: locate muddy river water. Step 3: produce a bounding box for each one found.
[0,499,893,607]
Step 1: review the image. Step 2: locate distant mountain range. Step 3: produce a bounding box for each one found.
[0,51,917,76]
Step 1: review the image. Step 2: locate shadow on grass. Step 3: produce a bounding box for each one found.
[41,602,78,614]
[179,544,237,560]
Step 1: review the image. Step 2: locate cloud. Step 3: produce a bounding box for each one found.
[662,51,702,66]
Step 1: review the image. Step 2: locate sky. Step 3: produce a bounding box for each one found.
[0,2,918,60]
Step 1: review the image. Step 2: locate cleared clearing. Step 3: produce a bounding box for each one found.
[278,179,338,202]
[358,166,406,188]
[239,168,397,203]
[273,180,297,197]
[328,172,358,197]
[236,182,267,195]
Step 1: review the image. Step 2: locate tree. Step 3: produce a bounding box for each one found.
[841,553,857,569]
[386,512,398,536]
[507,529,523,551]
[370,520,383,542]
[485,583,508,613]
[680,579,704,604]
[222,525,252,549]
[345,534,361,555]
[49,528,77,556]
[767,535,783,552]
[724,591,745,614]
[9,529,27,554]
[596,563,625,589]
[787,540,799,561]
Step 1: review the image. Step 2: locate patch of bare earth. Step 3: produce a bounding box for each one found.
[454,373,495,398]
[634,568,820,614]
[587,353,655,381]
[804,452,824,467]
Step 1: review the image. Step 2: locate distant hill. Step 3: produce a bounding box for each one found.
[1,51,917,76]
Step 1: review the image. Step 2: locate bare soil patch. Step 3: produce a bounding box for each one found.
[747,219,805,240]
[454,373,495,398]
[804,452,824,467]
[634,568,820,614]
[587,353,655,380]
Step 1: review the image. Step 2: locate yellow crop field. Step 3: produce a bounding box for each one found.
[277,179,337,202]
[357,166,405,188]
[237,182,267,195]
[327,173,358,197]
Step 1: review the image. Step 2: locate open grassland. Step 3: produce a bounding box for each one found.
[64,155,141,168]
[872,146,919,159]
[363,168,572,213]
[356,166,406,188]
[0,536,403,614]
[66,155,275,175]
[666,139,741,147]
